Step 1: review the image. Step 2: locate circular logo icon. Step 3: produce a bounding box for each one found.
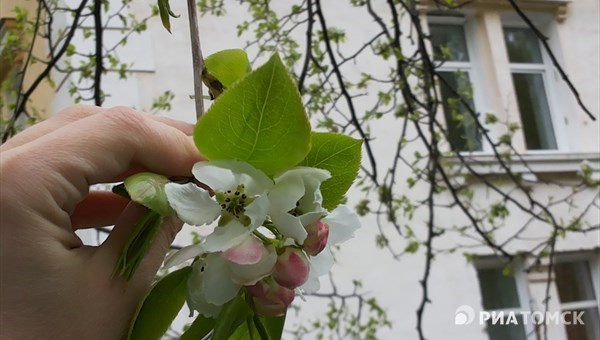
[455,305,475,325]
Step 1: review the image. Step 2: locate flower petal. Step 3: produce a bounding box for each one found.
[271,210,307,244]
[203,254,241,305]
[194,160,273,196]
[300,274,320,294]
[323,205,361,245]
[164,244,204,268]
[298,210,326,228]
[229,245,277,285]
[186,261,222,317]
[245,195,269,229]
[192,161,237,192]
[223,235,265,265]
[202,220,252,252]
[268,174,305,212]
[165,183,221,225]
[300,246,332,292]
[310,246,334,277]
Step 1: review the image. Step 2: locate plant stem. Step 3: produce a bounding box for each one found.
[186,0,205,120]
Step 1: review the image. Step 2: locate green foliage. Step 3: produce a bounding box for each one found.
[300,132,362,211]
[195,53,311,175]
[128,267,191,340]
[180,315,216,340]
[115,210,163,280]
[204,49,251,88]
[157,0,179,33]
[212,294,252,340]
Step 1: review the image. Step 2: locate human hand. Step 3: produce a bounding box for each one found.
[0,105,203,339]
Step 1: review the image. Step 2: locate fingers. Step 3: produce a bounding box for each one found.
[0,105,103,151]
[7,106,203,214]
[71,191,130,229]
[98,203,183,283]
[1,105,196,153]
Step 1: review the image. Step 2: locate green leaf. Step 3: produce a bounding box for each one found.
[258,315,286,339]
[157,0,179,33]
[180,315,216,340]
[205,49,251,88]
[301,132,362,210]
[124,172,174,217]
[115,210,163,280]
[195,53,311,175]
[128,267,191,340]
[212,294,252,340]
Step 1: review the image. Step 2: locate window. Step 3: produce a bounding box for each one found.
[554,259,600,340]
[504,27,557,150]
[476,255,600,340]
[427,8,569,155]
[430,22,482,152]
[476,261,536,340]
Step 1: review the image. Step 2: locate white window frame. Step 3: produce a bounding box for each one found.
[475,258,537,340]
[427,15,493,154]
[501,13,569,153]
[553,252,600,340]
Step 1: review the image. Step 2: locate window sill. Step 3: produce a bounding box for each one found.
[446,151,600,180]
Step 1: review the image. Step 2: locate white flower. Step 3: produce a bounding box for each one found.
[165,160,273,252]
[268,167,331,244]
[165,236,277,313]
[300,205,361,293]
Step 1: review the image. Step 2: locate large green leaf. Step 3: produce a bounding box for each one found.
[212,294,252,340]
[124,172,174,217]
[205,49,251,88]
[128,267,191,340]
[195,53,311,175]
[180,315,216,340]
[301,132,362,210]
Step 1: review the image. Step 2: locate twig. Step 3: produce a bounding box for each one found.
[93,0,103,106]
[3,0,89,143]
[186,0,205,120]
[505,0,596,121]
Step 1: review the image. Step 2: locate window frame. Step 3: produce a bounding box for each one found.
[552,253,600,340]
[475,258,538,340]
[501,14,569,153]
[427,15,493,154]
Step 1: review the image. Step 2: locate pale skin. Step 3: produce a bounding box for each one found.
[0,105,203,339]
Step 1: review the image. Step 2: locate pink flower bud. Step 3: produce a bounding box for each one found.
[303,220,329,256]
[246,279,295,317]
[272,247,309,289]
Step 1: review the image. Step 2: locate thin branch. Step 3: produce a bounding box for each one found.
[3,0,89,143]
[505,0,596,121]
[187,0,205,120]
[93,0,104,106]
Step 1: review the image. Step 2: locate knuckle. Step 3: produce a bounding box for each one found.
[56,104,97,121]
[102,106,149,134]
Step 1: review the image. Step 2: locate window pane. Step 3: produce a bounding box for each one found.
[504,27,543,64]
[439,71,482,151]
[512,73,557,150]
[430,24,470,62]
[563,308,600,340]
[486,315,528,340]
[477,267,521,310]
[555,261,596,303]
